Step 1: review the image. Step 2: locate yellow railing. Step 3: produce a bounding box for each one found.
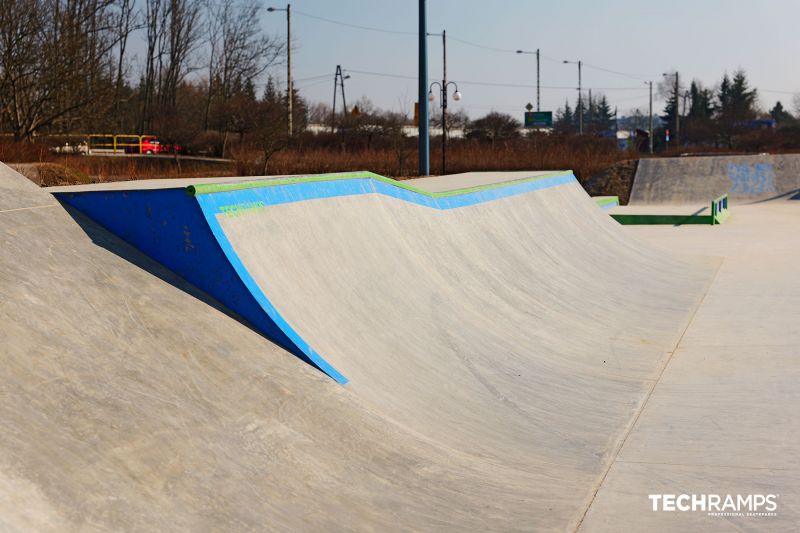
[87,134,155,154]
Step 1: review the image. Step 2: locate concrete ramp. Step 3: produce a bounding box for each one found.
[5,167,719,530]
[631,154,800,204]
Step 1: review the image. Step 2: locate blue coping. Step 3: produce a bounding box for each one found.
[57,172,575,384]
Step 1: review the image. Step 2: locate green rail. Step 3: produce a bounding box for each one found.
[611,194,730,226]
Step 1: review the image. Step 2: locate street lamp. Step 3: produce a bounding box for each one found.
[428,81,461,175]
[267,4,292,137]
[662,71,679,149]
[516,49,540,112]
[563,59,582,134]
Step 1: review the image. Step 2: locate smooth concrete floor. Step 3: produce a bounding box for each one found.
[579,200,800,531]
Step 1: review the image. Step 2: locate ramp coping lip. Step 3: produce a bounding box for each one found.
[185,170,574,197]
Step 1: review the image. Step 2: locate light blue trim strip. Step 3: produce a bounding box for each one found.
[195,194,350,385]
[195,173,576,384]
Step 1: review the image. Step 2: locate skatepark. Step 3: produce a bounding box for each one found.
[1,154,797,531]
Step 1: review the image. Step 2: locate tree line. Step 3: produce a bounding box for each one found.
[0,0,289,148]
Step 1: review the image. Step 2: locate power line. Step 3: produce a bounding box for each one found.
[294,73,331,83]
[343,68,416,81]
[296,77,334,89]
[293,10,415,36]
[344,68,648,91]
[445,35,516,54]
[761,88,799,95]
[581,62,656,82]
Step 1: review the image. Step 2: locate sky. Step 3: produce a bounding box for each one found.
[257,0,800,119]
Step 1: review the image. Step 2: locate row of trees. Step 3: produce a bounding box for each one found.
[553,94,616,134]
[0,0,288,143]
[640,70,798,149]
[0,1,795,159]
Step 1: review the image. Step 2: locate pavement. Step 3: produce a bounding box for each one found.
[580,198,800,531]
[1,163,797,531]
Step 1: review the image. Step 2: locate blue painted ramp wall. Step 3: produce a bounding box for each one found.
[56,188,348,382]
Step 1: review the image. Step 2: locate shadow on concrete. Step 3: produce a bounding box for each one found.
[61,202,279,349]
[748,188,800,204]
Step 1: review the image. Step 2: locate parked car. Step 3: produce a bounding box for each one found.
[125,136,182,155]
[51,141,89,155]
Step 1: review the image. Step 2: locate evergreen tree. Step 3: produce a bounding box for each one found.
[661,90,679,129]
[595,95,614,131]
[716,73,732,119]
[688,81,714,120]
[263,76,280,104]
[554,99,575,133]
[769,101,793,124]
[728,70,758,121]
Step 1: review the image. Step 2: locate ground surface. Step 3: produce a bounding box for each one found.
[1,164,797,531]
[580,199,800,531]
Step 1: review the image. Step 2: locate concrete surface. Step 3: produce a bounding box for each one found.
[631,154,800,204]
[402,170,558,192]
[3,163,796,531]
[210,174,715,530]
[580,198,800,531]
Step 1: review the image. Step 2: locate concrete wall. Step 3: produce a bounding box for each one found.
[631,153,800,204]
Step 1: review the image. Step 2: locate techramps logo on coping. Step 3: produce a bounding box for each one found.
[649,493,779,518]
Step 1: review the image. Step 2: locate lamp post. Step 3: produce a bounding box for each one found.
[563,59,582,134]
[662,71,679,149]
[516,49,540,112]
[267,4,292,137]
[428,81,461,175]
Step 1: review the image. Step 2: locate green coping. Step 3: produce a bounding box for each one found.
[594,196,619,207]
[185,170,575,198]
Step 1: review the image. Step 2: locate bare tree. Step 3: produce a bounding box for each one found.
[0,0,120,139]
[113,0,137,125]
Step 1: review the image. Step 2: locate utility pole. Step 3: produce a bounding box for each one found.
[516,49,540,112]
[331,65,349,133]
[536,49,540,111]
[564,59,583,134]
[267,4,292,136]
[578,60,582,134]
[674,71,679,148]
[647,81,653,153]
[287,4,291,137]
[418,0,429,176]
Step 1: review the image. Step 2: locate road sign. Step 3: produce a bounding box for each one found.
[524,111,552,128]
[525,102,534,112]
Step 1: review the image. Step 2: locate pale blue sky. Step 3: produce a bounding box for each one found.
[260,0,800,118]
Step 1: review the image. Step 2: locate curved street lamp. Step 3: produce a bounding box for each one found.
[428,81,461,174]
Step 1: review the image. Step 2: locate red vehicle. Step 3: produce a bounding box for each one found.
[126,136,182,155]
[141,136,182,154]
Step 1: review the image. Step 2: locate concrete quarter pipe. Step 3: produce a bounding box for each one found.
[3,164,720,530]
[631,153,800,205]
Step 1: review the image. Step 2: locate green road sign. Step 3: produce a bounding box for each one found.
[524,111,553,128]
